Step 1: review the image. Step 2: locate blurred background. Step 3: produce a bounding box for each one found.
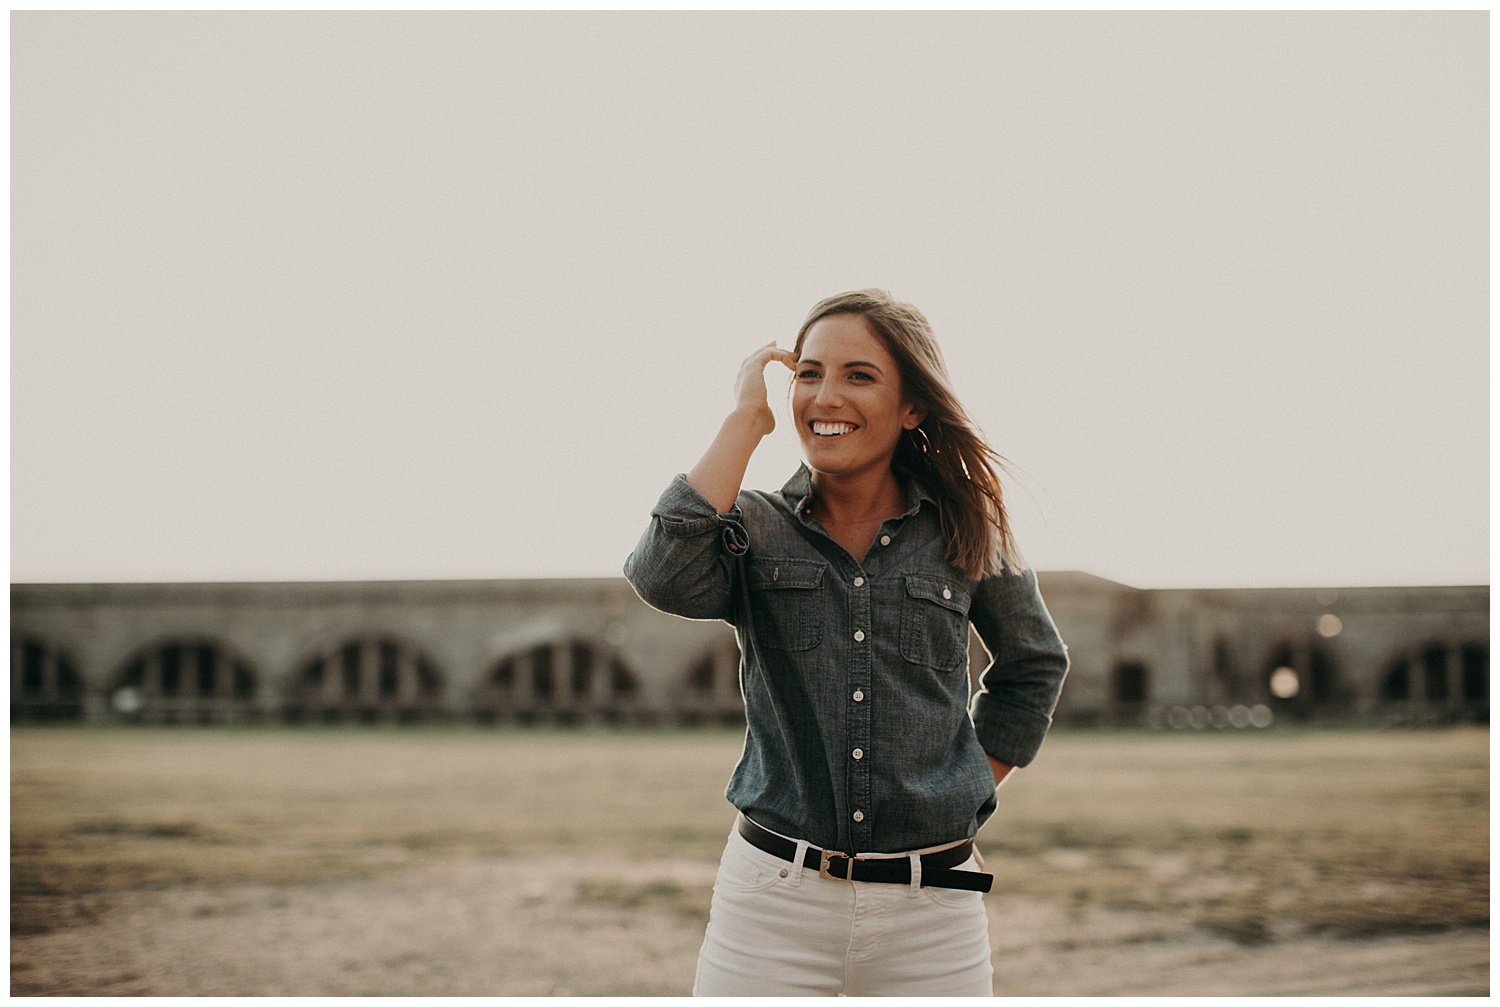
[10,10,1488,996]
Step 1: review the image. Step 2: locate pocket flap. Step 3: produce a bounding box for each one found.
[903,574,969,614]
[748,558,825,591]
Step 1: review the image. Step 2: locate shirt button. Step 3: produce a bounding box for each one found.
[853,630,865,642]
[852,748,864,760]
[853,576,865,587]
[943,587,952,600]
[880,535,891,546]
[853,690,864,702]
[852,810,864,823]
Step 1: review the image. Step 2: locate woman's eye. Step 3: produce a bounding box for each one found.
[850,371,874,382]
[796,370,820,380]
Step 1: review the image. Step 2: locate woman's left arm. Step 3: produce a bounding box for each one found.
[967,565,1070,771]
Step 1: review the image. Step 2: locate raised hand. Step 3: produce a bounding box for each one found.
[732,341,799,438]
[685,341,798,513]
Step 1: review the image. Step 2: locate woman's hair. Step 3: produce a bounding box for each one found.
[793,289,1019,580]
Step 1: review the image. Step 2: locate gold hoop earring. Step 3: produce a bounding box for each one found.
[910,426,934,460]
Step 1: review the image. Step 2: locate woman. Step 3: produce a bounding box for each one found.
[623,289,1068,996]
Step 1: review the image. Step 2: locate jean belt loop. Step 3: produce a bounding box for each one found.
[791,839,810,885]
[908,851,923,895]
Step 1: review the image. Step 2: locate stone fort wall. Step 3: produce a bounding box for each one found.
[10,574,1488,728]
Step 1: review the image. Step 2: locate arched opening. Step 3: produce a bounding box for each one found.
[1421,644,1449,702]
[1113,661,1149,703]
[1308,648,1336,703]
[570,640,593,697]
[1460,643,1488,710]
[675,640,744,726]
[1110,660,1149,724]
[1211,635,1239,702]
[285,637,443,724]
[531,648,555,703]
[1380,657,1411,702]
[11,636,86,722]
[478,638,640,725]
[110,639,259,724]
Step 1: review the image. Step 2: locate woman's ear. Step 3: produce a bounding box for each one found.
[903,405,928,430]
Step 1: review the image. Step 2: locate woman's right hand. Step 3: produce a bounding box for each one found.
[684,341,798,513]
[732,341,799,438]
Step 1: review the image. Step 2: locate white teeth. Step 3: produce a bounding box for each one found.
[812,422,856,437]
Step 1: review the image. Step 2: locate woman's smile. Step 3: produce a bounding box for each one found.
[811,420,859,437]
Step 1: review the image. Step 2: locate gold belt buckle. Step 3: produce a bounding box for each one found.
[818,849,855,881]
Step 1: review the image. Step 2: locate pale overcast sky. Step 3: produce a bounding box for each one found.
[11,11,1489,589]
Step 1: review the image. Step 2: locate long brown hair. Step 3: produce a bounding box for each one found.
[793,289,1019,579]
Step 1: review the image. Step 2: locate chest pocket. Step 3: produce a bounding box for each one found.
[899,574,971,671]
[747,558,826,652]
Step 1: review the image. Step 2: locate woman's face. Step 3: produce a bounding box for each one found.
[792,313,925,481]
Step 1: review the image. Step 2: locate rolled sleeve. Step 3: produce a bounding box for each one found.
[967,565,1069,768]
[622,475,746,621]
[647,475,749,555]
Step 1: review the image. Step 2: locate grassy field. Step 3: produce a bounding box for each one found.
[11,725,1489,946]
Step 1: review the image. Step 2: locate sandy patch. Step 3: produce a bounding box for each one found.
[11,855,1487,997]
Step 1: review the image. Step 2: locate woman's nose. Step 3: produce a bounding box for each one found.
[813,379,842,408]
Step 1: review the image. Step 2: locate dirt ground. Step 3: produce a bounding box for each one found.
[10,853,1488,997]
[11,726,1490,996]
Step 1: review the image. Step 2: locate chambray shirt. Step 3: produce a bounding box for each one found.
[623,465,1069,855]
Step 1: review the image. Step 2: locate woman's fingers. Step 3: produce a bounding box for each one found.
[747,342,797,370]
[732,342,796,420]
[748,341,782,363]
[739,344,795,383]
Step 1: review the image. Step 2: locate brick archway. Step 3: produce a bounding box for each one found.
[675,639,744,725]
[109,638,259,723]
[478,638,641,725]
[285,636,444,724]
[11,635,85,722]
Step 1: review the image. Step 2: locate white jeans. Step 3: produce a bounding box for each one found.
[692,821,994,996]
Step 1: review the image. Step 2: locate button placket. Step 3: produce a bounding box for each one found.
[845,555,873,853]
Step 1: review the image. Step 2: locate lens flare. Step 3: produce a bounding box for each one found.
[1269,666,1300,699]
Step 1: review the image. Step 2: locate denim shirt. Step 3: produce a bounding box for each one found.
[623,465,1069,855]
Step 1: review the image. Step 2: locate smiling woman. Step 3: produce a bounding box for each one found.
[623,289,1070,996]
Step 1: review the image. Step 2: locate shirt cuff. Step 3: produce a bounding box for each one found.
[650,474,749,556]
[970,694,1052,769]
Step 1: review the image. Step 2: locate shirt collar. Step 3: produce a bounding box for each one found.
[780,463,937,520]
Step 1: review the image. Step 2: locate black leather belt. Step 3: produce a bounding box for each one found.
[737,816,993,893]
